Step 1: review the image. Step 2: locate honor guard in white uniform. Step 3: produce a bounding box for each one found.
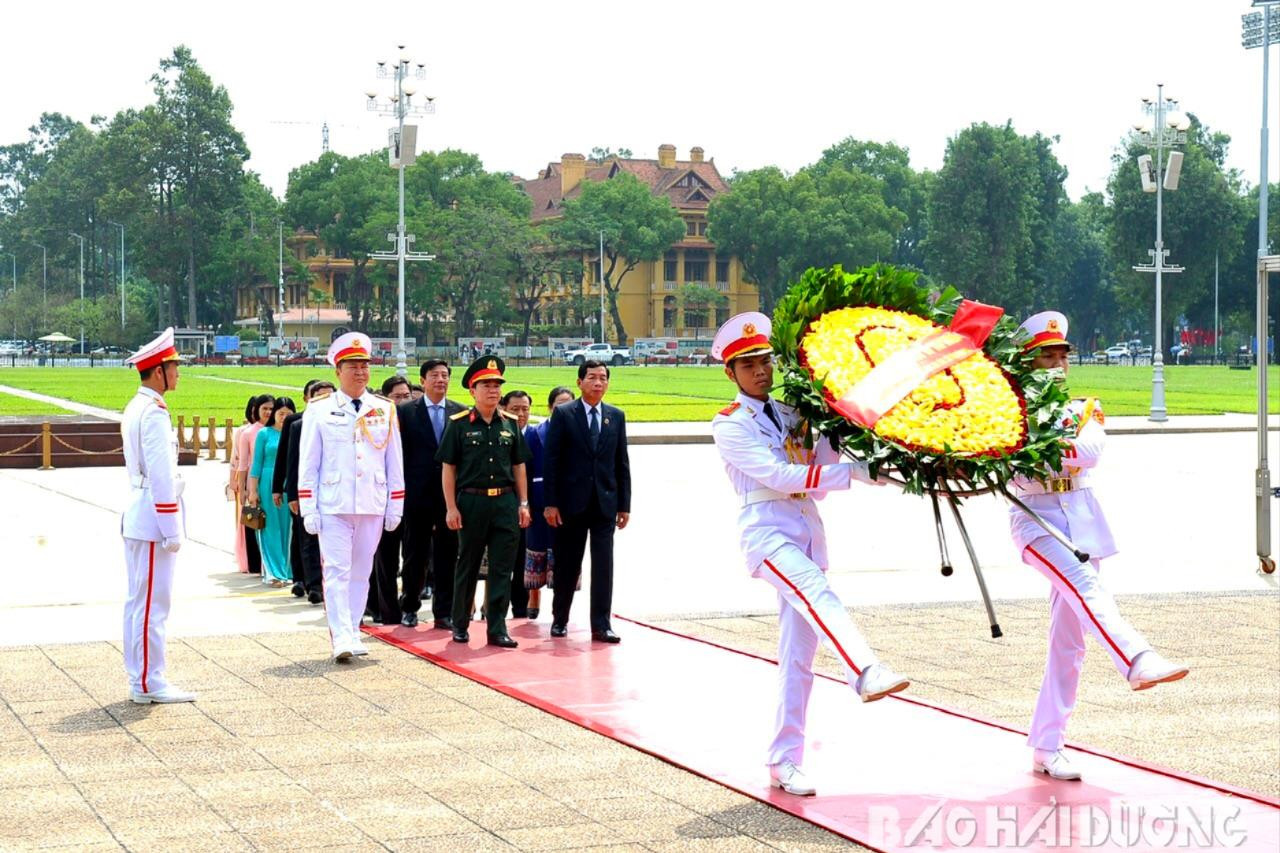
[1011,311,1188,781]
[298,332,405,661]
[710,312,910,798]
[120,328,195,704]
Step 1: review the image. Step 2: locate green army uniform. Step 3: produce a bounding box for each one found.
[435,358,531,640]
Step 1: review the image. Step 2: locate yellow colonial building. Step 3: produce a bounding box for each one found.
[515,144,758,342]
[234,231,362,341]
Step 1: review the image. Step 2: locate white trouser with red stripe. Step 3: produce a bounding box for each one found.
[123,538,175,694]
[1022,536,1151,752]
[761,543,880,767]
[318,514,382,652]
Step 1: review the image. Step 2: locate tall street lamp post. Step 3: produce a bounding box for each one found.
[1129,84,1189,423]
[69,232,85,354]
[32,243,47,324]
[277,220,285,340]
[1,251,15,338]
[1243,2,1280,573]
[106,221,125,328]
[366,46,436,376]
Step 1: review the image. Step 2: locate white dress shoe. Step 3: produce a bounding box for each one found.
[332,647,354,663]
[129,686,197,704]
[769,760,817,796]
[856,663,910,702]
[1127,650,1189,691]
[1033,749,1082,781]
[350,641,369,657]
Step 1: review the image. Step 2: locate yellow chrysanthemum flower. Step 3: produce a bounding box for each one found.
[800,306,1024,455]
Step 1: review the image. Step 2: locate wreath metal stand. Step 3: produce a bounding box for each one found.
[882,465,1092,639]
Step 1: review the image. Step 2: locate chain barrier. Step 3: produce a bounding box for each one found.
[50,434,125,455]
[0,435,40,457]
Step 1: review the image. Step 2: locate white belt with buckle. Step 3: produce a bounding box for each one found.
[741,487,808,507]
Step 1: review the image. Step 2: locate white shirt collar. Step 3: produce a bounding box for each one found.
[424,395,447,409]
[138,386,164,403]
[581,399,600,417]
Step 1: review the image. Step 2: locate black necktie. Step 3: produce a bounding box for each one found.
[351,398,361,412]
[589,407,600,448]
[763,401,782,432]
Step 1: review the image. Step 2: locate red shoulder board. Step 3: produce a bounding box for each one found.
[718,401,741,416]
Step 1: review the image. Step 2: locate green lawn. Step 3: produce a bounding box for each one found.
[0,364,1275,422]
[0,393,78,417]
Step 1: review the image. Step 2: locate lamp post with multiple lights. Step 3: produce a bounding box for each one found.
[1129,84,1189,423]
[366,46,436,376]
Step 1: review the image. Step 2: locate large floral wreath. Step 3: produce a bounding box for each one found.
[772,264,1070,494]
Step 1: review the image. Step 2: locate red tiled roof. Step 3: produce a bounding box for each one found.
[517,153,729,223]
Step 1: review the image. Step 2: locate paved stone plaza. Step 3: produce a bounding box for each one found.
[1,429,1276,850]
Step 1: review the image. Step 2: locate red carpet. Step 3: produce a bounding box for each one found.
[364,616,1279,851]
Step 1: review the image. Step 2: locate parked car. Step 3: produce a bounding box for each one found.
[1104,345,1130,360]
[563,342,633,366]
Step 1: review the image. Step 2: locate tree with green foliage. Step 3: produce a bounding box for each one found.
[285,151,392,330]
[554,172,685,345]
[139,46,249,328]
[808,137,930,268]
[924,121,1067,315]
[708,164,903,313]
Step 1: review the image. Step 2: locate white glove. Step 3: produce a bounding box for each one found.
[303,515,321,535]
[161,537,181,553]
[383,514,401,532]
[850,460,886,486]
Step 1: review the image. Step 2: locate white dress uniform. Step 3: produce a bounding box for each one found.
[1009,312,1183,770]
[120,328,190,701]
[298,333,405,659]
[710,313,905,780]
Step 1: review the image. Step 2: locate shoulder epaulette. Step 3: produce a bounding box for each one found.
[500,409,518,419]
[718,401,741,417]
[450,409,471,421]
[310,390,332,402]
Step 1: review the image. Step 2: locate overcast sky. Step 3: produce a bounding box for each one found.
[2,1,1274,202]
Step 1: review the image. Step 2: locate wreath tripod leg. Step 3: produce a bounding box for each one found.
[997,483,1090,564]
[942,487,1002,639]
[929,486,954,577]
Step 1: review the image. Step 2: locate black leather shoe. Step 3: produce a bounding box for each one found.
[451,630,470,644]
[400,612,419,628]
[592,629,621,644]
[550,623,567,638]
[307,590,322,605]
[433,618,454,631]
[422,585,432,601]
[290,583,305,598]
[487,634,518,648]
[527,608,540,620]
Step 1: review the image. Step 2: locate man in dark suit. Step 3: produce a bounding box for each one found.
[369,374,415,624]
[396,359,466,628]
[544,360,632,643]
[275,379,332,604]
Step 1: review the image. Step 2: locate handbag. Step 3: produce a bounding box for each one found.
[240,504,267,531]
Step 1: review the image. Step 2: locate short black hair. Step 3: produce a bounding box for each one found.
[420,359,451,380]
[273,396,297,417]
[246,393,273,423]
[310,381,335,396]
[409,383,422,392]
[139,366,159,381]
[578,360,610,380]
[381,375,411,396]
[548,386,575,408]
[500,389,532,407]
[302,378,320,397]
